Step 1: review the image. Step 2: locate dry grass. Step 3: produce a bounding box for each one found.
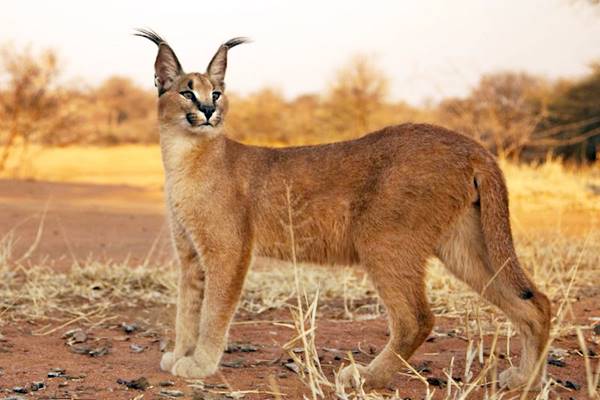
[0,144,164,188]
[1,144,600,213]
[1,206,599,399]
[1,227,598,331]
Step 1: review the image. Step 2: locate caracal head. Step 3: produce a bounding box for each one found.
[135,29,249,136]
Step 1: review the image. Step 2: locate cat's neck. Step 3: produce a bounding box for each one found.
[159,128,226,178]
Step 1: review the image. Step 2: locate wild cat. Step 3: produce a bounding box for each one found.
[136,29,551,390]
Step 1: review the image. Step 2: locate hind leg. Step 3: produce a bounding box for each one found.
[436,208,551,389]
[340,242,434,389]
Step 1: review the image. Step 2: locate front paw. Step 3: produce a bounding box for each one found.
[160,352,177,372]
[171,356,217,379]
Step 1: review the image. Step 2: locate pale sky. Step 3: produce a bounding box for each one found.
[1,0,599,105]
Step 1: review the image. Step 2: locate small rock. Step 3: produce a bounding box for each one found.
[48,368,66,378]
[284,362,300,374]
[594,324,600,336]
[71,331,88,344]
[426,377,447,387]
[414,362,431,374]
[130,344,145,353]
[63,328,87,344]
[565,380,580,390]
[159,381,175,387]
[58,382,68,388]
[121,323,139,334]
[277,372,288,379]
[12,387,27,394]
[225,343,258,353]
[160,389,184,397]
[117,377,149,391]
[70,344,109,357]
[3,396,26,400]
[547,356,566,367]
[69,344,92,355]
[89,346,109,357]
[221,359,244,368]
[29,381,45,391]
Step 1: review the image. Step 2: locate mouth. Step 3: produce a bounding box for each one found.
[186,113,213,127]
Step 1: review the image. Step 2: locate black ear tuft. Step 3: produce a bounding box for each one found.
[133,28,167,46]
[223,37,251,49]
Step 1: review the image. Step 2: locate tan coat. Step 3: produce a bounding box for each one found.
[136,29,551,390]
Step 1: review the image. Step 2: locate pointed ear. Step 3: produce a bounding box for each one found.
[206,37,250,90]
[135,29,183,96]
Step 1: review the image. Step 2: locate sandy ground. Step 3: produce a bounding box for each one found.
[0,179,598,399]
[0,180,169,269]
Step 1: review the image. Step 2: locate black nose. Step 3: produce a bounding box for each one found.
[198,103,215,120]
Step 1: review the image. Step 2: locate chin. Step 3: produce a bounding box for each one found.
[189,123,222,136]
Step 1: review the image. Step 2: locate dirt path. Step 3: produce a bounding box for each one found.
[0,179,169,270]
[1,302,598,400]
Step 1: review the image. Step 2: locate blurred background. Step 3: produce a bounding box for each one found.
[0,0,599,182]
[1,0,599,263]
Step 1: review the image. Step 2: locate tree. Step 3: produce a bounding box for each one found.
[0,45,74,172]
[437,72,551,159]
[323,55,389,140]
[533,64,600,162]
[227,88,290,145]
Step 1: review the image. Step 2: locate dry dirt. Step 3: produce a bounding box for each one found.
[0,179,598,399]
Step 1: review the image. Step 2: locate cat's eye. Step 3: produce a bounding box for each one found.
[212,91,221,102]
[180,91,196,101]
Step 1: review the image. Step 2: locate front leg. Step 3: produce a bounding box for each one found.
[171,233,252,378]
[160,221,205,372]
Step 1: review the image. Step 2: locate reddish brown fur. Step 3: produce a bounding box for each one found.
[137,31,551,390]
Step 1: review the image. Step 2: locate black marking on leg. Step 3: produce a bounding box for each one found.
[520,289,534,300]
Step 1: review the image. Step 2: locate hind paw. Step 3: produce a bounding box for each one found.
[338,364,390,390]
[499,367,530,389]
